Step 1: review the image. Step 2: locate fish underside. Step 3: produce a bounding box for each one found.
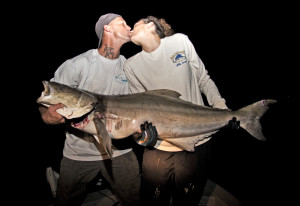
[37,81,277,158]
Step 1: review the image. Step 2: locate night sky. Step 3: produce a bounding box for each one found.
[10,3,297,206]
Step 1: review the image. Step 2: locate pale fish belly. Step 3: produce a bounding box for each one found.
[105,115,140,139]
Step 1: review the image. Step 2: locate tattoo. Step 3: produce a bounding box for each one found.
[104,44,115,59]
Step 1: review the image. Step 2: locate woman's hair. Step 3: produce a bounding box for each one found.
[141,16,174,38]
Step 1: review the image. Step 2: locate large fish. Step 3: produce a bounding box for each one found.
[37,81,277,158]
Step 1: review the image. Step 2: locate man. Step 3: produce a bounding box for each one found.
[39,13,142,206]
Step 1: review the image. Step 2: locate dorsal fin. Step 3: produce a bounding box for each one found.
[142,89,181,98]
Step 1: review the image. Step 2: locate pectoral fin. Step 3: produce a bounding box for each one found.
[93,118,113,159]
[79,133,107,155]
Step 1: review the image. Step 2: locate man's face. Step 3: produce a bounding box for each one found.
[129,20,147,46]
[109,17,131,42]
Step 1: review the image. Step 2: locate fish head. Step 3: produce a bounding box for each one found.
[37,81,98,119]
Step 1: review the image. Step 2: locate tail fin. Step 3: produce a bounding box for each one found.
[238,99,277,141]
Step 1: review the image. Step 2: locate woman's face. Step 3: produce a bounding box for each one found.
[129,20,147,46]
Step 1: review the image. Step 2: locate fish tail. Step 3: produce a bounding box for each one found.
[238,99,277,141]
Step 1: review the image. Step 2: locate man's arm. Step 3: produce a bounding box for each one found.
[38,103,66,125]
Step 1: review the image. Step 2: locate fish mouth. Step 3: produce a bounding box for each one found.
[36,81,51,105]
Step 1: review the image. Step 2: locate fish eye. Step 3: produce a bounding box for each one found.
[60,86,65,90]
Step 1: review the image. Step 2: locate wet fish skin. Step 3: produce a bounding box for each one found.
[37,81,277,158]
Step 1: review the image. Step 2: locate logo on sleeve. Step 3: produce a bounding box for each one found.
[170,50,187,67]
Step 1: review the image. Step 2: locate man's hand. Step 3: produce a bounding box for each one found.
[137,121,158,147]
[226,117,240,130]
[39,103,66,125]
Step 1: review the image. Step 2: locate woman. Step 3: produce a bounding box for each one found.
[124,16,228,206]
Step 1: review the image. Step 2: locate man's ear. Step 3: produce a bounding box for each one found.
[104,25,112,33]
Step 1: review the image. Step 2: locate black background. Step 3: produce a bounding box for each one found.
[7,2,297,206]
